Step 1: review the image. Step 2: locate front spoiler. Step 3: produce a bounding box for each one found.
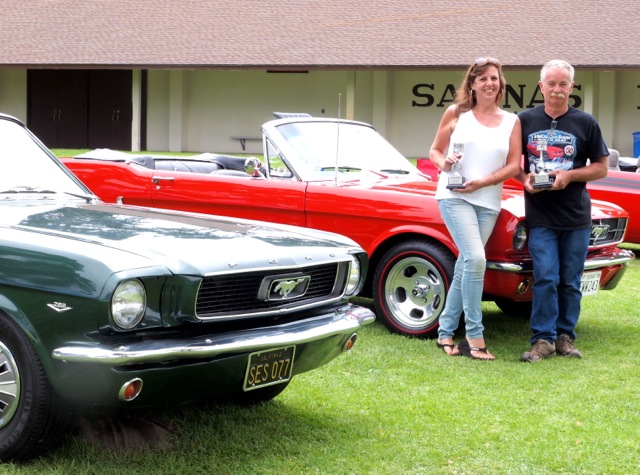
[52,304,375,365]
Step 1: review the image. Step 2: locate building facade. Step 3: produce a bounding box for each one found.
[1,1,639,158]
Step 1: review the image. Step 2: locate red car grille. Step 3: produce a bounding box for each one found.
[590,217,627,247]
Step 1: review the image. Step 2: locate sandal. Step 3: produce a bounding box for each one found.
[436,341,460,356]
[457,340,495,361]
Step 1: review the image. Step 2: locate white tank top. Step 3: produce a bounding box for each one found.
[435,110,517,212]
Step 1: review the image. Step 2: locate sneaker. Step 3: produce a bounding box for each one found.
[520,339,556,362]
[556,334,582,358]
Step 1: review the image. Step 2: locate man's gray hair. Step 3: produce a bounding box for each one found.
[540,60,575,82]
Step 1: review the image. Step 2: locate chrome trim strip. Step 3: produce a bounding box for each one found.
[52,305,375,365]
[196,294,346,321]
[485,262,527,272]
[487,249,635,273]
[582,250,635,270]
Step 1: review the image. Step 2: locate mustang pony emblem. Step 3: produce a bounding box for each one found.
[257,273,311,301]
[274,278,306,298]
[591,225,610,242]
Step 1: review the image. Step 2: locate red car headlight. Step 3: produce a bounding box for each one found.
[513,221,528,252]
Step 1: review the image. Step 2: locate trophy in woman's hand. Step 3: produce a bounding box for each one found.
[446,143,466,190]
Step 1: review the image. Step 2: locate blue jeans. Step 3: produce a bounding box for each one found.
[528,226,590,344]
[437,199,499,340]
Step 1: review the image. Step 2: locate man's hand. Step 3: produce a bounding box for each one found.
[523,172,538,193]
[548,170,569,189]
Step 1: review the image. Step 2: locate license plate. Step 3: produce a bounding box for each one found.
[243,346,295,391]
[580,271,601,296]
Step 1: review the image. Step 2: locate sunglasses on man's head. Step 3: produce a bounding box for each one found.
[548,120,558,142]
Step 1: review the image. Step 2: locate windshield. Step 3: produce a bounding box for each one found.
[0,119,89,195]
[271,121,419,182]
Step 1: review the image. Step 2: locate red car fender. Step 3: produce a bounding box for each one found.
[364,223,458,260]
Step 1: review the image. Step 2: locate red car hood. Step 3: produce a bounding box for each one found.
[326,175,527,218]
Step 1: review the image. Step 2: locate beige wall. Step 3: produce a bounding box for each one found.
[0,69,27,122]
[146,70,172,152]
[147,70,350,154]
[384,69,638,158]
[614,71,640,158]
[2,67,639,158]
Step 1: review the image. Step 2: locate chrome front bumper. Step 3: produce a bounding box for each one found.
[52,304,375,365]
[487,248,635,273]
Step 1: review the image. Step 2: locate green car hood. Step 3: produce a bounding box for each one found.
[3,202,358,277]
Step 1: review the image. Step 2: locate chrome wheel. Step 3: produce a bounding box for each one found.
[0,314,69,462]
[374,239,455,337]
[384,256,446,331]
[0,341,20,429]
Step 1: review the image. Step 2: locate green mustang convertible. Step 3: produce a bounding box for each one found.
[0,113,375,461]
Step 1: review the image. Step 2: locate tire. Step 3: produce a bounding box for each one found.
[494,299,533,318]
[0,314,70,462]
[373,239,455,338]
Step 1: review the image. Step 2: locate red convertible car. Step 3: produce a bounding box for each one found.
[62,116,635,337]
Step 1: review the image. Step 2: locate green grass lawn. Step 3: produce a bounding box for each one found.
[9,246,639,474]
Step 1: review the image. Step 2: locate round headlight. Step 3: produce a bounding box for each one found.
[513,221,528,252]
[111,279,146,329]
[345,256,362,296]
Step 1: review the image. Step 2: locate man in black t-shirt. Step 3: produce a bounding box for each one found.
[516,60,609,362]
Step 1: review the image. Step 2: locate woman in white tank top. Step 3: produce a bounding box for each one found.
[428,57,522,360]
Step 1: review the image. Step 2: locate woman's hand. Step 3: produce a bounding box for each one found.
[441,153,458,172]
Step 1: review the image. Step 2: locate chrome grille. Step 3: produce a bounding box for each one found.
[195,263,343,319]
[590,217,627,247]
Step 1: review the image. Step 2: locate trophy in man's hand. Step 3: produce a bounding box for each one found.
[533,138,555,189]
[446,143,466,190]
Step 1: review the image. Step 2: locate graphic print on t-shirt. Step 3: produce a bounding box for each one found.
[526,126,576,174]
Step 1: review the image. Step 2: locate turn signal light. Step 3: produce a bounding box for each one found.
[344,333,358,352]
[119,378,143,402]
[516,279,532,295]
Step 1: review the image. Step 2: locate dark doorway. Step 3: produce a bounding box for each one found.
[88,70,132,150]
[28,70,89,148]
[28,70,134,150]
